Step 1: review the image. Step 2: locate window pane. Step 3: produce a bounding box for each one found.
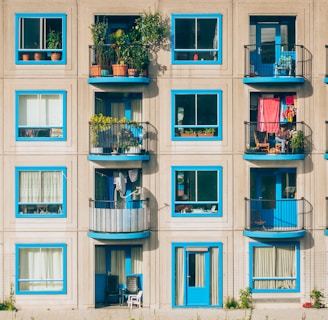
[175,95,195,125]
[175,19,195,49]
[197,95,217,125]
[282,172,296,198]
[18,247,64,292]
[21,18,40,49]
[197,19,217,49]
[197,171,217,201]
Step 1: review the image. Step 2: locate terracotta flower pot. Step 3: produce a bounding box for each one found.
[50,52,61,61]
[112,64,128,77]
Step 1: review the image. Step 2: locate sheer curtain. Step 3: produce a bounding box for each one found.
[19,171,62,203]
[131,99,142,122]
[195,253,205,287]
[175,247,184,305]
[95,246,106,274]
[111,250,126,284]
[210,247,218,305]
[19,248,63,291]
[253,246,295,289]
[131,247,142,274]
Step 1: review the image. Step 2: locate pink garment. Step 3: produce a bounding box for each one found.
[257,98,280,133]
[285,95,294,105]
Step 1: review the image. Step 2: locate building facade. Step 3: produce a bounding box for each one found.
[0,0,327,312]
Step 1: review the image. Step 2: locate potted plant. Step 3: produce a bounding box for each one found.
[180,129,196,137]
[89,113,112,153]
[89,19,109,77]
[289,130,306,154]
[197,128,215,137]
[47,30,62,60]
[109,29,129,76]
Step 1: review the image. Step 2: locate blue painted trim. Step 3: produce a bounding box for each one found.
[15,90,67,141]
[171,14,222,65]
[249,241,300,293]
[88,230,150,240]
[243,154,305,161]
[171,90,222,141]
[243,76,305,84]
[16,243,67,295]
[171,242,223,308]
[15,13,67,65]
[324,78,328,84]
[15,166,67,218]
[88,77,150,84]
[244,229,306,239]
[88,154,150,161]
[324,229,328,236]
[171,166,222,217]
[324,153,328,160]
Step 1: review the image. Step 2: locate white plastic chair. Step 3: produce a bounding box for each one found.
[127,290,143,309]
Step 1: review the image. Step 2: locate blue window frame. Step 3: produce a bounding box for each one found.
[172,166,222,217]
[172,14,222,64]
[172,90,222,140]
[15,13,67,64]
[16,90,67,141]
[16,243,67,294]
[172,242,223,307]
[249,242,300,293]
[15,166,67,218]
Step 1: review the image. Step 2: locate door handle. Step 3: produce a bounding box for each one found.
[186,275,191,278]
[258,47,262,54]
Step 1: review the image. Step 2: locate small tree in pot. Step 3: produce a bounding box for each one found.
[47,30,62,60]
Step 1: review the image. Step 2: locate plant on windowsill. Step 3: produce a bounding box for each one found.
[197,128,215,137]
[47,30,62,61]
[180,129,196,137]
[310,288,324,308]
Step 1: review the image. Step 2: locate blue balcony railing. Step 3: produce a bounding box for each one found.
[244,44,308,83]
[245,198,306,232]
[89,199,150,234]
[244,121,311,156]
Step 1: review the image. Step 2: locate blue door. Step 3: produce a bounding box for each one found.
[186,250,210,306]
[255,25,281,76]
[255,169,297,229]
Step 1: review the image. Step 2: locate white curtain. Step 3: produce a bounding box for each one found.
[19,94,62,127]
[131,247,142,274]
[19,171,62,203]
[195,253,205,287]
[253,246,295,289]
[111,102,126,119]
[95,246,106,274]
[19,248,63,291]
[131,99,142,122]
[210,247,218,305]
[175,247,184,306]
[111,250,126,284]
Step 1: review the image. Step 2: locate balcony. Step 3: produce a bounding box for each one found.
[244,198,307,239]
[244,121,311,161]
[243,44,306,84]
[88,199,150,240]
[88,121,150,162]
[88,44,150,85]
[325,45,328,83]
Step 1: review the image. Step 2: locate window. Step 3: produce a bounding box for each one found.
[172,14,222,64]
[172,242,223,307]
[172,166,222,217]
[16,244,67,294]
[16,13,66,64]
[16,167,67,218]
[172,90,222,140]
[16,91,67,141]
[250,242,300,292]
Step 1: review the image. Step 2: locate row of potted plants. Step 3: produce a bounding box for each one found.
[21,29,62,61]
[180,128,216,137]
[89,10,169,77]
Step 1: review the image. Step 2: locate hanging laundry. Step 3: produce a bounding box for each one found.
[257,97,280,133]
[285,95,294,105]
[128,169,139,183]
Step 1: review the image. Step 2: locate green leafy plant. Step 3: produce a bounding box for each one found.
[310,288,324,308]
[0,283,16,311]
[239,286,253,309]
[109,29,129,64]
[224,296,239,309]
[89,113,112,147]
[289,130,306,149]
[47,30,62,49]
